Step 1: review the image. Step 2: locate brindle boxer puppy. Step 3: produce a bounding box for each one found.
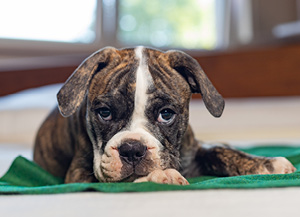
[34,46,296,184]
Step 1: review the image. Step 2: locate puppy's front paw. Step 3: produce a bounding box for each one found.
[270,157,296,174]
[134,169,189,185]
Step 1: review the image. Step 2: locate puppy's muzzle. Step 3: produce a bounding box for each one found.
[119,140,147,166]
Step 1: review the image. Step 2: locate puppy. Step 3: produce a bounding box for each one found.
[34,47,296,184]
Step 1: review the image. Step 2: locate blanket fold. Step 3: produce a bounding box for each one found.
[1,145,300,194]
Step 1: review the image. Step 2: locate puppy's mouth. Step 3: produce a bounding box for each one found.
[119,156,153,182]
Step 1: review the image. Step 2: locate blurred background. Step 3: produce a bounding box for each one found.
[0,0,299,148]
[0,0,300,97]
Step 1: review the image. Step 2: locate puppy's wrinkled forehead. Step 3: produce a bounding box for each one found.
[88,48,137,99]
[88,47,190,105]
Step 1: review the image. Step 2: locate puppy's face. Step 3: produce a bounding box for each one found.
[57,46,224,183]
[86,47,191,182]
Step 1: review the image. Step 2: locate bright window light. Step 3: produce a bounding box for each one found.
[118,0,217,49]
[0,0,97,43]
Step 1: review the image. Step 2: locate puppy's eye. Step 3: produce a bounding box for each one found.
[97,107,112,121]
[158,109,176,124]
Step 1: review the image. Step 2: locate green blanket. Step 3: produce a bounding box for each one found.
[1,145,300,194]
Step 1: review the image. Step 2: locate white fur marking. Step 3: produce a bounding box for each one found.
[130,46,153,130]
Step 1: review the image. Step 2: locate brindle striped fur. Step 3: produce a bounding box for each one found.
[34,47,296,184]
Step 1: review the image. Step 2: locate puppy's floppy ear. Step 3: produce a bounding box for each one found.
[166,50,225,117]
[57,47,119,117]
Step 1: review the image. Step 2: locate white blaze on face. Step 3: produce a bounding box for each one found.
[130,46,153,130]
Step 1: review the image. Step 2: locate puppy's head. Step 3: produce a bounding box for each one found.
[57,46,224,182]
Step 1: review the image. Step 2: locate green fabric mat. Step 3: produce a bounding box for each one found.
[1,145,300,194]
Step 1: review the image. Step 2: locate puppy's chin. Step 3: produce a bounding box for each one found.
[96,167,145,183]
[119,174,143,182]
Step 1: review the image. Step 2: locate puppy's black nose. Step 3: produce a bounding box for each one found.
[118,141,147,165]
